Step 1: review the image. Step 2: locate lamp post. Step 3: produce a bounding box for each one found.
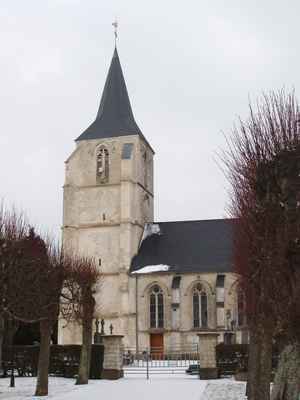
[10,346,15,388]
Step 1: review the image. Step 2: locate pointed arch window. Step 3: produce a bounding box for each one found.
[96,146,109,183]
[193,283,208,328]
[150,285,164,328]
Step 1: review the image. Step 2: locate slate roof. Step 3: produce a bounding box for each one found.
[130,219,234,274]
[76,47,148,145]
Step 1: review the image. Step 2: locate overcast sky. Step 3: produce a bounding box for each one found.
[1,0,300,236]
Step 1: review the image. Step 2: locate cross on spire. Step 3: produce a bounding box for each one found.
[112,20,118,44]
[75,37,152,150]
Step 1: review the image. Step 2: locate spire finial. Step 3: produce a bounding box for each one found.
[112,19,118,45]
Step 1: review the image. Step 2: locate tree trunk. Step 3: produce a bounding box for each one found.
[76,318,92,385]
[5,318,18,345]
[271,342,300,400]
[247,328,273,400]
[247,330,262,400]
[257,329,273,400]
[35,319,51,396]
[0,315,4,374]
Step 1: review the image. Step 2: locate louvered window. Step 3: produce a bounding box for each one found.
[96,146,109,183]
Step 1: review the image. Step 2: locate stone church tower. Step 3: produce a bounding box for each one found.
[60,47,154,346]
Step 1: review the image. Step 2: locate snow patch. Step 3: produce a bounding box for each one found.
[132,264,170,274]
[201,381,246,400]
[140,223,161,246]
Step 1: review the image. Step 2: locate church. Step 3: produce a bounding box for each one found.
[59,45,248,351]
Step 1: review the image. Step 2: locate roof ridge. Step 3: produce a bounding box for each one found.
[153,218,234,224]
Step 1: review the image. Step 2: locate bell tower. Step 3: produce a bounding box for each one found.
[60,47,154,345]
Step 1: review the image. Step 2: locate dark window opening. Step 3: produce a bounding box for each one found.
[171,276,181,289]
[216,274,225,288]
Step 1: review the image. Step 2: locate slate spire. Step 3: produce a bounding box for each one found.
[76,47,143,141]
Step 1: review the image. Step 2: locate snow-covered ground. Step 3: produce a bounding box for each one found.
[0,376,246,400]
[0,377,78,400]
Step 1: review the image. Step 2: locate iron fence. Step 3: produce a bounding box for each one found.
[122,345,200,379]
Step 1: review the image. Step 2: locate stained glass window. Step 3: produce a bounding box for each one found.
[193,284,208,328]
[150,285,164,328]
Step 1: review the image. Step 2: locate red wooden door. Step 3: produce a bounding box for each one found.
[150,334,164,359]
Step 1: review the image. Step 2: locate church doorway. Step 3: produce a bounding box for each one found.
[150,333,163,359]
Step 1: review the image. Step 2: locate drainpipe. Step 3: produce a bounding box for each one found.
[135,274,139,355]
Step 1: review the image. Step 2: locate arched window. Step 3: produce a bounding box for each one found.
[150,285,164,328]
[96,146,109,183]
[193,283,208,328]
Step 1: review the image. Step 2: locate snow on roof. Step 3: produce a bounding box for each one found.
[140,223,161,247]
[131,264,170,274]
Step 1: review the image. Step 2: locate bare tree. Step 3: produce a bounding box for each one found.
[268,148,300,400]
[223,90,300,400]
[5,228,64,396]
[62,254,100,385]
[0,204,28,372]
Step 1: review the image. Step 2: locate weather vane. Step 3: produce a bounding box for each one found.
[112,19,118,44]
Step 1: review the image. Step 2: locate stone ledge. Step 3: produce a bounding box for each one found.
[101,369,124,380]
[234,371,248,381]
[199,368,218,380]
[197,332,220,336]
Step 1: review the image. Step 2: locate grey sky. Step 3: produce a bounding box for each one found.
[1,0,300,236]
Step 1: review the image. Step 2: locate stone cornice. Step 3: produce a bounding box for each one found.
[63,179,154,197]
[62,220,144,230]
[96,312,136,319]
[97,272,120,276]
